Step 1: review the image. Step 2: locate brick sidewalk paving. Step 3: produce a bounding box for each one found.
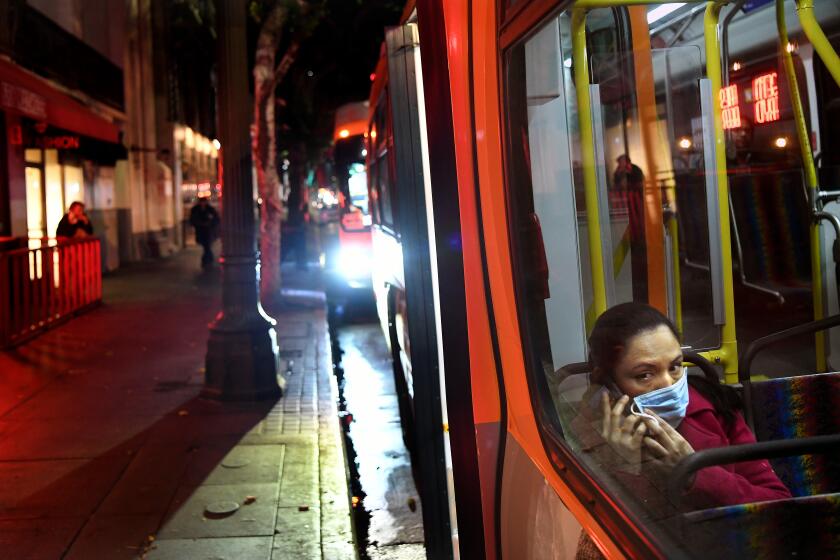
[0,249,355,559]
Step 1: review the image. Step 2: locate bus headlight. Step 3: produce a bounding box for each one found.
[337,247,372,280]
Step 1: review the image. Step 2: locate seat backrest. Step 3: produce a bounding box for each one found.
[683,493,840,558]
[729,170,811,287]
[750,372,840,496]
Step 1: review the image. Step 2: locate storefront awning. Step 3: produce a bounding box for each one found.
[0,57,122,145]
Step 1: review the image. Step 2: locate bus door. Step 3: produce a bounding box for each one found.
[383,21,459,559]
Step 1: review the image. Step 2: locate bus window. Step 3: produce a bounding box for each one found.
[369,93,398,231]
[503,8,732,556]
[348,163,369,215]
[377,151,397,229]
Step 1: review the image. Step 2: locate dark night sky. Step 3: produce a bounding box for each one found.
[271,0,404,157]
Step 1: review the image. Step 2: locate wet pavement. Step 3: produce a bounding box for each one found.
[317,213,425,560]
[332,318,425,560]
[0,247,354,559]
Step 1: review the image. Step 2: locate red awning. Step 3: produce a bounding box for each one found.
[0,57,121,144]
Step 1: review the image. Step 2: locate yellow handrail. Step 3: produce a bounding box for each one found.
[796,0,840,89]
[777,0,826,370]
[571,6,608,323]
[697,2,738,381]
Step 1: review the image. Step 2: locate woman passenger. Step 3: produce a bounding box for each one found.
[581,302,791,509]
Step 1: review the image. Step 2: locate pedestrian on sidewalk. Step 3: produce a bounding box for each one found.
[283,186,309,271]
[56,201,94,239]
[189,194,220,268]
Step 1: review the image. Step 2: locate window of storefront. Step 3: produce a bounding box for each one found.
[24,146,86,239]
[25,148,45,239]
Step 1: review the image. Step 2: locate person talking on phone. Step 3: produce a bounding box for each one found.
[56,201,94,239]
[581,302,790,509]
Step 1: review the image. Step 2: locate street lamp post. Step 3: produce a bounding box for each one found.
[204,0,281,400]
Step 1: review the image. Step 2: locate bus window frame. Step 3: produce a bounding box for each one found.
[499,0,565,52]
[496,4,694,558]
[371,89,400,236]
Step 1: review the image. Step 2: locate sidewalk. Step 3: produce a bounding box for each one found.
[0,248,355,559]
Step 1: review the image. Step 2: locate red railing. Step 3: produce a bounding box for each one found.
[0,237,102,348]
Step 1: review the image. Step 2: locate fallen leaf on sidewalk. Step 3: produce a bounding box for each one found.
[243,495,257,505]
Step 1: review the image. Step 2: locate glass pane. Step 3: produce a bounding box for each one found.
[44,149,64,238]
[504,11,800,559]
[348,163,369,215]
[25,166,44,238]
[63,165,84,207]
[523,15,589,367]
[378,153,395,226]
[591,45,718,350]
[25,148,42,164]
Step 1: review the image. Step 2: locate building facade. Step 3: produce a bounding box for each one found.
[0,0,218,269]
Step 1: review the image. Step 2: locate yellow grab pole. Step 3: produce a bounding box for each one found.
[778,0,826,370]
[796,0,840,89]
[669,209,683,333]
[572,7,608,324]
[703,2,739,381]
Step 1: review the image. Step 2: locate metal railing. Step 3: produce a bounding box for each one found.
[0,237,102,348]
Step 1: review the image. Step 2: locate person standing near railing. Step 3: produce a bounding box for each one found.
[56,201,94,239]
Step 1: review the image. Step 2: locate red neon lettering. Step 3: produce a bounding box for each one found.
[753,72,780,124]
[719,84,741,130]
[722,106,742,130]
[719,84,738,109]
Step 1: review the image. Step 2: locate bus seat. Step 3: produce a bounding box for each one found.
[682,493,840,558]
[728,170,811,291]
[749,372,840,496]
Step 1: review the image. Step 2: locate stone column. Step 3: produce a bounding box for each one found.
[204,0,281,400]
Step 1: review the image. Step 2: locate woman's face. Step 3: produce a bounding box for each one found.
[612,325,683,398]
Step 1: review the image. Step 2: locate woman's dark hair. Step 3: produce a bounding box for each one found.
[588,302,741,427]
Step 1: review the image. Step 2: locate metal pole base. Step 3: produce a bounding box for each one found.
[203,320,283,400]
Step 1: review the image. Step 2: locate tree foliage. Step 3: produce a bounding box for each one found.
[272,0,403,162]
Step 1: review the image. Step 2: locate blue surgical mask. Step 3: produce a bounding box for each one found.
[630,368,689,428]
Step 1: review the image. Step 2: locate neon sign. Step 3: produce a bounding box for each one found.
[753,72,780,124]
[719,84,741,130]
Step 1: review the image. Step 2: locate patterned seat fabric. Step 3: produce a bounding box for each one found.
[750,372,840,496]
[682,493,840,558]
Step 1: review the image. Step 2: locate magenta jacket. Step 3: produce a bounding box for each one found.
[678,386,791,508]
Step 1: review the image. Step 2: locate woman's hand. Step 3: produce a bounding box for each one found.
[641,410,695,472]
[600,393,648,469]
